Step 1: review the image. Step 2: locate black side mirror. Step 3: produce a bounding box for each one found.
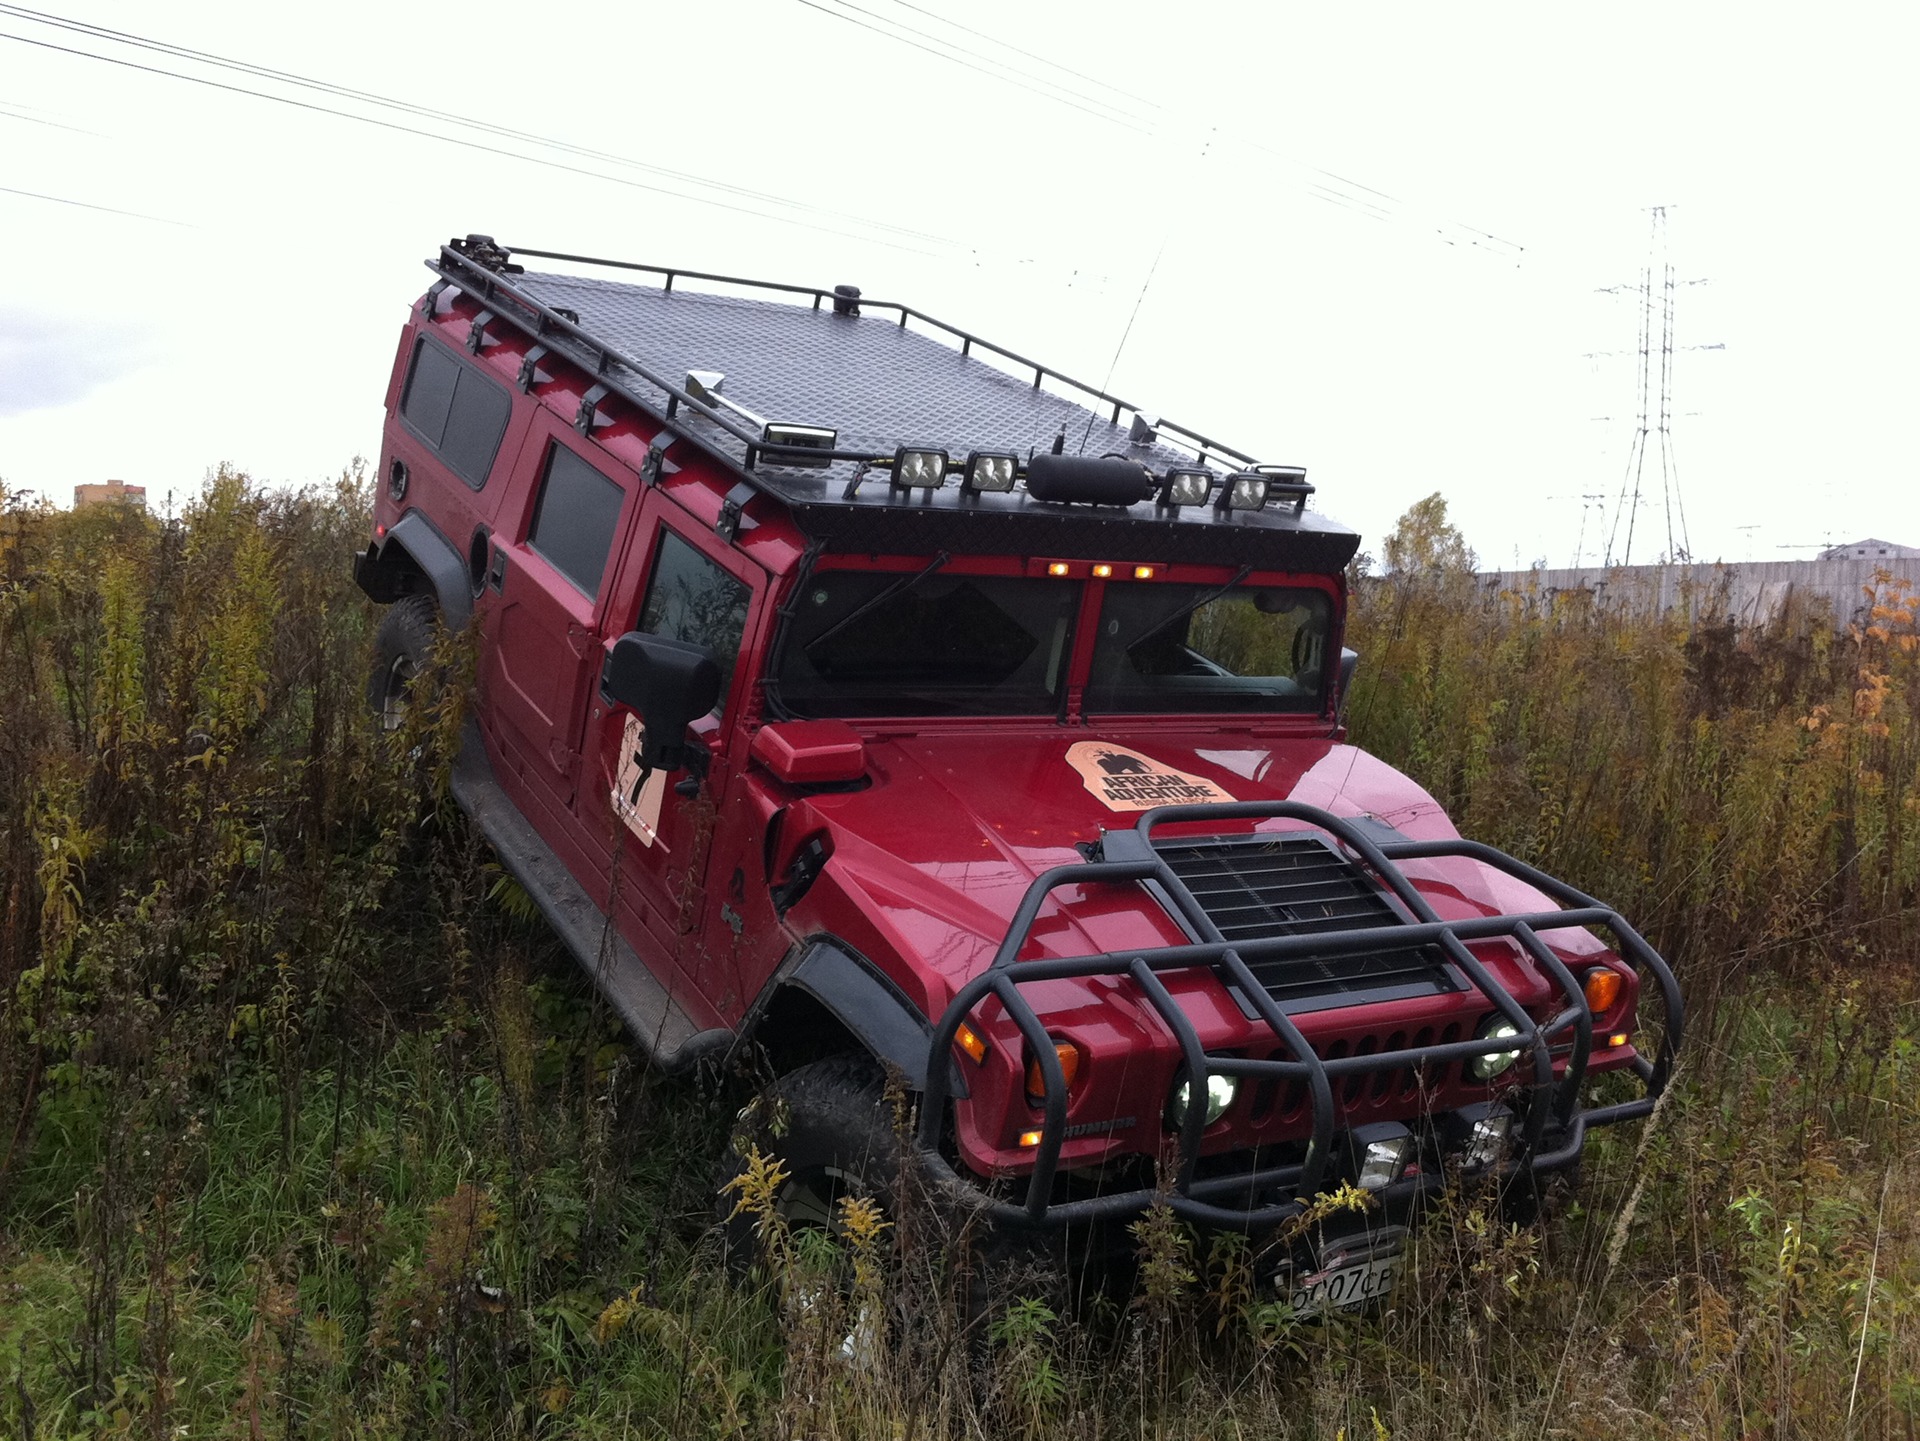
[600,632,722,773]
[1336,647,1361,723]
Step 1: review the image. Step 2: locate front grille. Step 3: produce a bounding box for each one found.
[1153,834,1456,1007]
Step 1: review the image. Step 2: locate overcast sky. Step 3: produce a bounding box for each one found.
[2,0,1914,567]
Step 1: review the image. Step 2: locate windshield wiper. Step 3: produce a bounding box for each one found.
[1120,564,1253,653]
[803,551,950,653]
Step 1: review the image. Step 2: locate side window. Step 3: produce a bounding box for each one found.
[527,444,625,598]
[638,530,752,715]
[399,338,512,490]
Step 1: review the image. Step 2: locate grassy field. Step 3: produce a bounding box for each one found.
[0,474,1913,1438]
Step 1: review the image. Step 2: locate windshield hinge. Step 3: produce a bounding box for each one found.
[716,481,757,542]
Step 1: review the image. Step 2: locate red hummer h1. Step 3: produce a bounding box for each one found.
[355,235,1681,1310]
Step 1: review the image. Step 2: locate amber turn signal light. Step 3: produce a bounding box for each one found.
[954,1022,988,1065]
[1025,1040,1083,1103]
[1583,967,1623,1015]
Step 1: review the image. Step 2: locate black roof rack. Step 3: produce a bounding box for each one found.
[426,236,1360,570]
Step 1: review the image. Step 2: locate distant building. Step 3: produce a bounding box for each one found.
[73,480,146,510]
[1818,538,1920,561]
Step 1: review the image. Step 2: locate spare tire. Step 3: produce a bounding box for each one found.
[367,593,440,731]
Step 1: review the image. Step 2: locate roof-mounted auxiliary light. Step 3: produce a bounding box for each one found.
[1215,472,1271,512]
[963,450,1019,494]
[892,446,949,489]
[1159,467,1215,508]
[1250,464,1313,515]
[760,423,837,469]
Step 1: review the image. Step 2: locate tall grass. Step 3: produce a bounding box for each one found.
[0,477,1912,1438]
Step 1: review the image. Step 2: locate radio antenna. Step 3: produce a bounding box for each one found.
[1079,129,1214,455]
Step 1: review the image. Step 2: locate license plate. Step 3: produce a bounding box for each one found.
[1285,1251,1401,1317]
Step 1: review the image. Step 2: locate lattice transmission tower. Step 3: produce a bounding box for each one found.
[1598,207,1718,566]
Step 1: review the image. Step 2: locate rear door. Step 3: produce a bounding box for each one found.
[581,499,761,969]
[485,420,638,810]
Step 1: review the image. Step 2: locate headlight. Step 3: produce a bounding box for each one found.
[1167,1071,1237,1130]
[1468,1017,1524,1080]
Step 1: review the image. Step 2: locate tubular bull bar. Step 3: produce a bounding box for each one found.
[914,801,1684,1229]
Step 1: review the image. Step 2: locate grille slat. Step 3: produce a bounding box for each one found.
[1153,834,1455,1005]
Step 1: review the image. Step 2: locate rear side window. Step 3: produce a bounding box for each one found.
[528,444,625,598]
[638,530,752,715]
[400,338,512,489]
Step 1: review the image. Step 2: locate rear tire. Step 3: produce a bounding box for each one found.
[367,593,440,731]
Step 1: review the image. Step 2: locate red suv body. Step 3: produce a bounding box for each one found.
[355,236,1680,1286]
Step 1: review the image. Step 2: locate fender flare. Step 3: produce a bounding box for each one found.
[363,511,473,629]
[769,937,960,1095]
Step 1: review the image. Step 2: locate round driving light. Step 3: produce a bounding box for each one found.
[1469,1018,1523,1080]
[1167,1071,1237,1130]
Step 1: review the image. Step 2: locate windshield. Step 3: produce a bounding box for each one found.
[1085,582,1333,714]
[773,571,1077,717]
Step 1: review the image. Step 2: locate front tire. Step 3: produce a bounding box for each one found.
[718,1054,898,1271]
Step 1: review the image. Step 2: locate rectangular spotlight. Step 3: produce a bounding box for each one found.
[1215,473,1270,511]
[892,446,949,489]
[1159,467,1214,508]
[963,450,1019,493]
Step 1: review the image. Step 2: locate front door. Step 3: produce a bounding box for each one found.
[580,504,761,974]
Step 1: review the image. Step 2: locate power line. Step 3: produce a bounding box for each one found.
[793,0,1153,133]
[795,0,1527,261]
[0,181,189,225]
[0,23,960,257]
[0,3,951,249]
[873,0,1163,113]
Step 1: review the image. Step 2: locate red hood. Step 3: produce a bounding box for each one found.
[780,725,1597,1016]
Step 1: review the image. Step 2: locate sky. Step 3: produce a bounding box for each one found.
[2,0,1915,568]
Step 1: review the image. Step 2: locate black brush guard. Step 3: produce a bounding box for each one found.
[914,801,1683,1229]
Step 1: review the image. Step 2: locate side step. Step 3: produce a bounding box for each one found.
[451,722,732,1072]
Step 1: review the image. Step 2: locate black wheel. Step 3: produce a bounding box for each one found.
[367,594,440,732]
[718,1054,898,1273]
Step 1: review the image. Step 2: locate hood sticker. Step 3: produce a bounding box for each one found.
[1066,741,1236,812]
[611,712,668,848]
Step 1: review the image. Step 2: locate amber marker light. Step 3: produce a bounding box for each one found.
[1609,1032,1631,1048]
[1133,565,1156,580]
[1583,967,1623,1015]
[1046,562,1071,577]
[954,1022,988,1064]
[1091,563,1114,578]
[1018,1130,1044,1148]
[1025,1040,1083,1104]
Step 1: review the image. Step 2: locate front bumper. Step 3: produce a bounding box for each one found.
[913,800,1682,1231]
